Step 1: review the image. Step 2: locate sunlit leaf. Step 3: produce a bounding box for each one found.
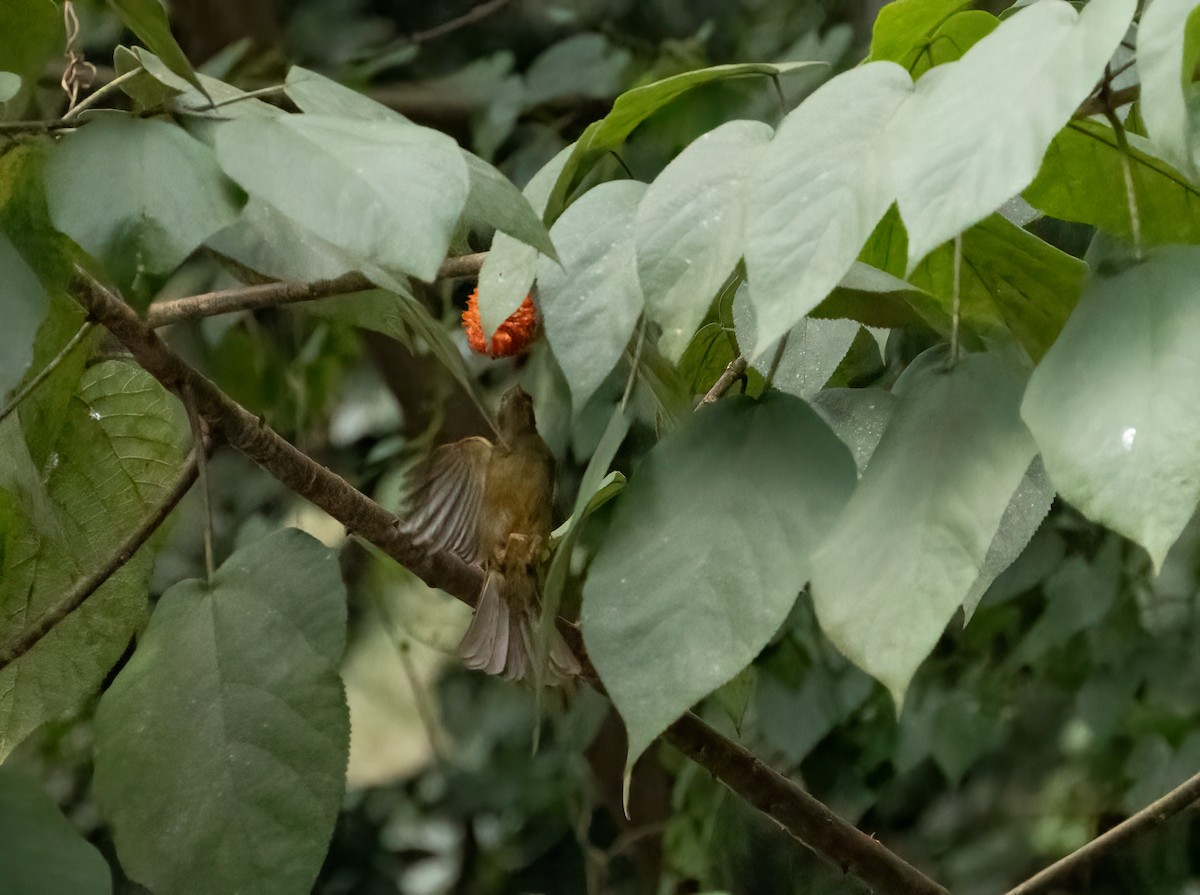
[583,393,856,767]
[811,348,1037,706]
[908,11,999,78]
[868,0,973,67]
[537,180,647,411]
[1023,246,1200,569]
[1027,120,1200,247]
[637,120,772,360]
[94,529,349,895]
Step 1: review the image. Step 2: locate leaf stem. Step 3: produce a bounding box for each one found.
[947,233,962,367]
[60,66,142,125]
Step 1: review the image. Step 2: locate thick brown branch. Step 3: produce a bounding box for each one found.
[75,268,947,895]
[1074,84,1138,120]
[145,252,487,328]
[0,448,200,671]
[1006,768,1200,895]
[666,713,949,895]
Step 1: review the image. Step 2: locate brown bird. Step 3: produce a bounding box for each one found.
[401,386,580,684]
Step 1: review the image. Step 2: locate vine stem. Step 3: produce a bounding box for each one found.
[60,67,142,125]
[0,321,93,427]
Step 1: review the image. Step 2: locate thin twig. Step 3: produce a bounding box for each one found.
[947,233,962,368]
[0,322,93,427]
[0,447,200,670]
[1005,768,1200,895]
[75,268,949,895]
[1074,84,1139,120]
[146,253,488,328]
[1099,66,1142,259]
[699,356,748,406]
[183,382,214,585]
[409,0,512,44]
[60,67,142,125]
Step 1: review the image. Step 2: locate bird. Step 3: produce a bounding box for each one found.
[401,386,580,684]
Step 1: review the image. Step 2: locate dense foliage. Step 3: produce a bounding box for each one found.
[3,0,1200,893]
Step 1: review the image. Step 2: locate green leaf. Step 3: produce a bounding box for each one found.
[107,0,208,98]
[0,72,21,104]
[284,66,554,262]
[636,120,772,360]
[677,322,738,396]
[215,114,470,282]
[94,529,349,895]
[0,0,60,118]
[888,0,1136,269]
[732,281,861,400]
[810,387,896,474]
[537,180,647,412]
[0,766,112,895]
[1027,120,1200,247]
[583,393,856,768]
[1022,246,1200,569]
[868,0,973,66]
[908,213,1087,360]
[1138,0,1200,178]
[810,262,932,329]
[113,45,188,110]
[909,11,1000,78]
[544,62,821,222]
[0,233,48,402]
[0,361,188,760]
[1013,545,1120,662]
[477,145,573,338]
[811,348,1038,706]
[44,116,243,301]
[744,62,912,357]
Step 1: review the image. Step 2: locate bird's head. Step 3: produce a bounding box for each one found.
[497,386,537,441]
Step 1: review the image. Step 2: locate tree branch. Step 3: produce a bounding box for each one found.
[1006,768,1200,895]
[666,713,948,895]
[146,252,488,328]
[0,446,200,671]
[699,355,748,406]
[74,267,947,895]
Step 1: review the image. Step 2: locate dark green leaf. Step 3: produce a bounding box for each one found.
[583,393,856,767]
[94,529,349,895]
[0,0,60,118]
[0,766,112,895]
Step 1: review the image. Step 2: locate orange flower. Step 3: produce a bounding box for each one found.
[462,288,539,358]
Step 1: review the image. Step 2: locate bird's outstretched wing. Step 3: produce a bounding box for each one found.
[401,436,492,565]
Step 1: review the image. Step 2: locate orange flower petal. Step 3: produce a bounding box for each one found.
[463,288,539,358]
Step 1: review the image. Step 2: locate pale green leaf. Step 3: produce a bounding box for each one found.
[544,62,822,222]
[214,114,469,282]
[0,72,21,104]
[811,348,1038,706]
[523,33,631,107]
[732,281,860,400]
[583,393,856,768]
[284,65,411,122]
[1027,120,1200,247]
[477,145,573,338]
[744,62,912,357]
[810,387,896,474]
[637,120,772,360]
[1022,246,1200,569]
[44,116,242,296]
[1138,0,1200,178]
[94,529,349,895]
[889,0,1136,269]
[537,180,647,412]
[0,767,112,895]
[0,362,188,760]
[107,0,207,97]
